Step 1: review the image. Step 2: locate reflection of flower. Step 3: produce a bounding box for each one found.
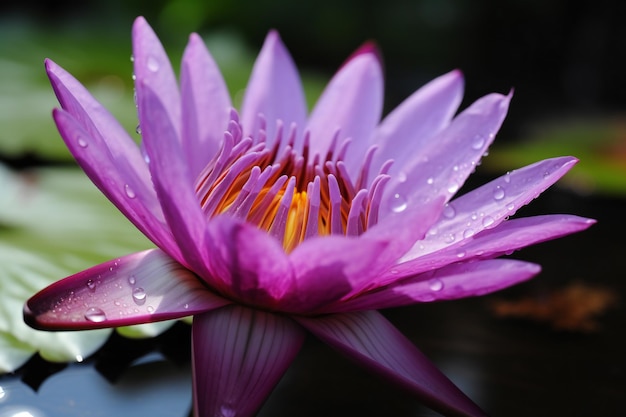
[24,16,593,417]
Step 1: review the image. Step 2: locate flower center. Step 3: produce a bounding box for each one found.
[194,110,390,252]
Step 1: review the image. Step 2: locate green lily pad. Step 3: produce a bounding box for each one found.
[0,165,172,372]
[484,119,626,196]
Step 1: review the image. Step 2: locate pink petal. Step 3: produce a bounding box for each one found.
[51,108,179,259]
[296,310,487,417]
[391,214,595,278]
[132,17,181,139]
[24,250,229,331]
[382,92,511,218]
[139,82,212,277]
[402,156,580,261]
[282,235,388,313]
[369,70,464,177]
[181,33,232,178]
[240,31,307,148]
[192,305,305,417]
[202,217,295,308]
[306,48,383,161]
[332,259,540,312]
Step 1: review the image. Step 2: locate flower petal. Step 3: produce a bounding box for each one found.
[192,305,305,417]
[282,235,388,312]
[332,259,540,312]
[202,217,295,308]
[181,33,232,178]
[382,92,511,218]
[370,70,464,176]
[139,82,212,276]
[401,156,580,262]
[296,310,486,417]
[306,48,383,161]
[50,107,178,258]
[241,31,307,148]
[132,17,181,138]
[24,250,229,331]
[391,214,595,279]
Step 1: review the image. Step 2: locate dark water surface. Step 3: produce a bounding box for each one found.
[1,188,624,417]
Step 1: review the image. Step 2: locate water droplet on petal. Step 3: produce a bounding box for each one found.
[493,186,505,201]
[147,56,160,72]
[482,215,495,228]
[75,355,84,362]
[472,135,485,150]
[442,204,456,219]
[456,250,466,258]
[132,287,147,305]
[77,137,88,148]
[135,124,142,135]
[84,307,106,323]
[447,182,459,194]
[128,275,136,285]
[183,303,189,309]
[426,177,434,185]
[463,228,475,238]
[397,171,407,183]
[124,184,136,199]
[507,203,515,211]
[444,233,455,243]
[86,279,96,292]
[147,305,154,313]
[428,278,444,291]
[504,171,511,183]
[391,193,407,213]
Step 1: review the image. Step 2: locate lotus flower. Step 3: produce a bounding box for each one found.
[24,16,594,417]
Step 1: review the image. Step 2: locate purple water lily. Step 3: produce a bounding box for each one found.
[24,16,594,417]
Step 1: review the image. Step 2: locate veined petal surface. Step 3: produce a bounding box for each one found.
[192,305,305,417]
[24,250,229,330]
[297,310,486,417]
[241,31,307,147]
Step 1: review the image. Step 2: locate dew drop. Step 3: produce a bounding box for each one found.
[128,275,136,285]
[391,193,408,213]
[456,250,466,258]
[397,171,407,183]
[442,204,456,219]
[428,278,444,291]
[86,279,96,292]
[493,186,505,201]
[471,135,485,150]
[463,228,475,238]
[482,215,495,228]
[447,182,459,194]
[147,305,154,313]
[504,171,512,183]
[147,56,160,72]
[444,233,455,243]
[426,177,434,185]
[135,124,142,135]
[507,203,515,211]
[184,303,189,309]
[75,355,84,363]
[132,287,147,305]
[124,184,136,199]
[77,137,88,148]
[84,307,106,323]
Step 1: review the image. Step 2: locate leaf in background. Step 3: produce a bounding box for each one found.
[483,118,626,196]
[0,165,173,372]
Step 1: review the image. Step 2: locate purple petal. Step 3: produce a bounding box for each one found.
[306,48,383,162]
[370,70,464,176]
[51,108,179,258]
[402,156,580,261]
[296,310,487,417]
[202,217,295,308]
[282,235,388,312]
[139,82,212,277]
[192,305,305,417]
[382,93,511,218]
[331,259,540,312]
[240,31,307,148]
[133,17,181,139]
[181,33,232,178]
[24,250,229,331]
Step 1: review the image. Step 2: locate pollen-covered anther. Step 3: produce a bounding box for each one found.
[194,111,390,252]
